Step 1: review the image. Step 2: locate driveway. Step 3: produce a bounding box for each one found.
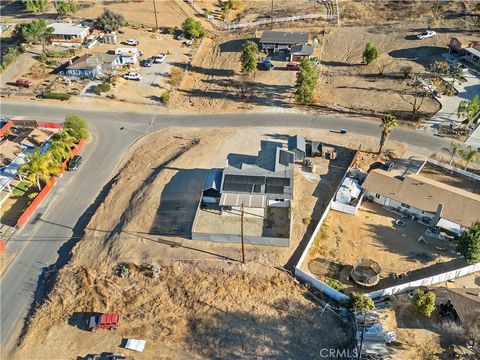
[0,101,454,358]
[426,54,480,131]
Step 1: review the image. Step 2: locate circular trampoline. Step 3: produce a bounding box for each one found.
[351,258,381,287]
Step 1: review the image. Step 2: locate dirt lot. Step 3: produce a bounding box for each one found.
[11,127,408,360]
[305,201,459,294]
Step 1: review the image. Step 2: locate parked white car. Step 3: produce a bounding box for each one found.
[154,54,166,63]
[123,72,143,81]
[125,38,139,46]
[417,30,436,40]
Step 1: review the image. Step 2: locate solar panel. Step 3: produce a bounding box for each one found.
[266,177,290,186]
[224,174,265,184]
[265,185,284,194]
[279,150,294,166]
[223,182,253,192]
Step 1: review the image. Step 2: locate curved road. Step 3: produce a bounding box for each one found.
[0,101,450,356]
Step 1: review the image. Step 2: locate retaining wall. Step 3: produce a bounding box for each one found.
[17,176,56,228]
[191,232,290,247]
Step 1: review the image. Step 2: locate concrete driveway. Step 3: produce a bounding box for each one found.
[427,54,480,131]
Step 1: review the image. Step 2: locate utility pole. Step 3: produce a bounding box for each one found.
[240,204,245,264]
[152,0,159,30]
[271,0,274,29]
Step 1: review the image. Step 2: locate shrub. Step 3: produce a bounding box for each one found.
[401,66,413,78]
[28,192,39,200]
[38,52,47,62]
[362,42,380,65]
[349,292,375,311]
[182,17,205,38]
[0,46,24,72]
[160,91,170,104]
[411,289,436,317]
[166,27,175,35]
[93,82,111,95]
[45,48,76,58]
[45,59,61,67]
[43,92,71,101]
[64,114,89,141]
[325,277,343,291]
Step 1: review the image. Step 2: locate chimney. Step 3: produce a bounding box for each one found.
[432,203,444,225]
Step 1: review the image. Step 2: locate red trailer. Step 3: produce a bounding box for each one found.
[89,313,120,331]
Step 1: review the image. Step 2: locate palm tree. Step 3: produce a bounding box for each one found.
[49,139,72,164]
[20,150,59,190]
[460,146,479,170]
[379,114,397,154]
[447,141,461,165]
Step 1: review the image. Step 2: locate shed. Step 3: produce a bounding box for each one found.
[289,44,313,62]
[288,135,306,162]
[103,33,118,44]
[202,169,222,203]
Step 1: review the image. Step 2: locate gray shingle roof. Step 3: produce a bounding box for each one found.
[288,135,306,153]
[260,31,309,45]
[290,44,313,56]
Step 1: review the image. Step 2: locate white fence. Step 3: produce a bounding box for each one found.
[294,149,480,304]
[426,159,480,181]
[367,262,480,299]
[221,14,339,30]
[186,1,339,30]
[330,193,364,216]
[294,157,356,304]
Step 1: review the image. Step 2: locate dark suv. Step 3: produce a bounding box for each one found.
[68,155,83,171]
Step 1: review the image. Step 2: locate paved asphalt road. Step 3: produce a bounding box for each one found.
[0,101,451,355]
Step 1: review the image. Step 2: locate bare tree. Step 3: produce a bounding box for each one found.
[399,74,433,120]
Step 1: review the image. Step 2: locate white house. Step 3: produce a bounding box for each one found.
[114,47,139,65]
[362,169,480,235]
[48,22,89,47]
[464,47,480,68]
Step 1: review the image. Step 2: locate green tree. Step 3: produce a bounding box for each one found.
[240,40,258,76]
[20,150,60,190]
[362,42,380,65]
[457,95,480,127]
[378,114,397,154]
[49,138,72,164]
[449,62,463,90]
[348,292,375,311]
[17,19,54,53]
[182,17,205,39]
[460,145,479,170]
[457,221,480,264]
[54,0,77,16]
[294,58,318,105]
[446,141,462,165]
[22,0,48,13]
[411,289,436,317]
[97,9,126,33]
[64,114,89,141]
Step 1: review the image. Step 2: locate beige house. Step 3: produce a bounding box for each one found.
[362,169,480,234]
